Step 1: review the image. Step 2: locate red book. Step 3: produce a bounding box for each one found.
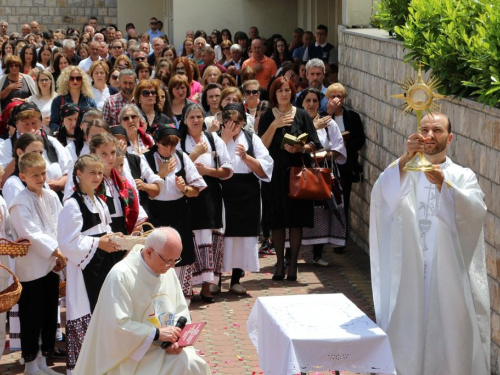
[177,322,206,347]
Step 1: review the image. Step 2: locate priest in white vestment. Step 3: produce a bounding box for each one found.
[74,227,210,375]
[370,112,490,375]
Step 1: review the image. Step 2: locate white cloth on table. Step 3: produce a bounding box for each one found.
[247,294,396,375]
[370,157,490,375]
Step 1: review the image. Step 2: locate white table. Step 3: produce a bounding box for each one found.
[247,293,395,375]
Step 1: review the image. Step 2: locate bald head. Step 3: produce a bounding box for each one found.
[421,112,451,133]
[142,227,183,274]
[251,38,264,59]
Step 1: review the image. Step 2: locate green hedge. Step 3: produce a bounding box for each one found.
[373,0,500,107]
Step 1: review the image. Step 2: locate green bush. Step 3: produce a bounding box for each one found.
[371,0,411,37]
[374,0,500,107]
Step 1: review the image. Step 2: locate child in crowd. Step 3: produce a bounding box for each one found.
[114,147,125,175]
[9,152,65,375]
[57,154,120,374]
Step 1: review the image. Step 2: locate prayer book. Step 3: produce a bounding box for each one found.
[341,131,350,142]
[177,322,206,347]
[280,133,308,149]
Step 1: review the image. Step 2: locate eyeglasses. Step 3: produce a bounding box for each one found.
[244,89,259,96]
[9,64,20,68]
[141,89,157,96]
[111,45,123,49]
[134,57,146,62]
[151,248,182,266]
[122,114,138,121]
[110,74,119,80]
[330,95,343,99]
[150,22,157,25]
[175,67,186,72]
[116,65,128,70]
[69,76,83,82]
[38,78,50,83]
[222,47,230,51]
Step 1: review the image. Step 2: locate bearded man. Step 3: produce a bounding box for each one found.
[370,112,490,375]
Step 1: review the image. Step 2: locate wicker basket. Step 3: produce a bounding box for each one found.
[0,264,22,313]
[0,238,30,256]
[109,222,155,251]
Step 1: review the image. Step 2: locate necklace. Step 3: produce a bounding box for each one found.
[276,106,293,116]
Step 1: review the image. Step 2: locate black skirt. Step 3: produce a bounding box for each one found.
[221,173,260,237]
[149,197,195,267]
[188,176,223,230]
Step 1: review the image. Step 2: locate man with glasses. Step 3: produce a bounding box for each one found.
[109,38,126,65]
[78,41,101,73]
[303,24,336,66]
[132,50,148,68]
[102,69,137,126]
[74,227,210,375]
[147,17,165,39]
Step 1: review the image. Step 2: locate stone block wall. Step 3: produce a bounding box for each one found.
[0,0,117,34]
[338,27,500,374]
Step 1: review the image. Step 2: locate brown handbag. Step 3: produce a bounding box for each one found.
[289,144,332,200]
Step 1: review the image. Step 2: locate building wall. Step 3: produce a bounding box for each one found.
[0,0,117,34]
[338,27,500,374]
[117,0,163,37]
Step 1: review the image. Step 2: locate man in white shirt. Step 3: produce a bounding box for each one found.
[78,41,101,74]
[74,227,210,375]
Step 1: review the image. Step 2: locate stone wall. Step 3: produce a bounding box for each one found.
[0,0,117,34]
[338,27,500,374]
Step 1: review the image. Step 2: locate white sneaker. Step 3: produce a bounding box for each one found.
[313,258,329,267]
[229,284,247,295]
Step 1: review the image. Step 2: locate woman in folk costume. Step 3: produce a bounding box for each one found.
[177,103,233,303]
[143,122,207,303]
[218,103,274,295]
[57,154,122,374]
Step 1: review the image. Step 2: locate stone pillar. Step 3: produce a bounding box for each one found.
[342,0,374,27]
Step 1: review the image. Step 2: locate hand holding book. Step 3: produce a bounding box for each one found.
[281,133,308,150]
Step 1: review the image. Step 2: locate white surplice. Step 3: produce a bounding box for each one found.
[73,246,210,375]
[370,157,490,375]
[221,131,273,272]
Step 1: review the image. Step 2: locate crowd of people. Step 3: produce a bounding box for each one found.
[0,16,367,375]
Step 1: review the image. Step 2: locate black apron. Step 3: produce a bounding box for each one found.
[104,184,128,235]
[180,132,223,230]
[71,192,125,313]
[126,152,152,220]
[221,173,260,236]
[220,130,260,236]
[144,149,196,267]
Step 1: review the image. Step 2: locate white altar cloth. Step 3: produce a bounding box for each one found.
[247,293,396,375]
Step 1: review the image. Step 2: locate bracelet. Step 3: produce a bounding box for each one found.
[154,328,160,341]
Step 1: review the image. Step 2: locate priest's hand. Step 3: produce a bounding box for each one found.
[399,133,431,175]
[424,165,444,192]
[164,342,183,355]
[159,326,181,343]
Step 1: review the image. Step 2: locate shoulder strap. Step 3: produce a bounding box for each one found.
[242,129,254,158]
[175,149,185,172]
[143,149,157,173]
[204,131,219,168]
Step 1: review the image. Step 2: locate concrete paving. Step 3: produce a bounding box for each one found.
[0,241,375,374]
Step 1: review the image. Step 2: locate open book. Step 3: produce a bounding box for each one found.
[280,133,308,149]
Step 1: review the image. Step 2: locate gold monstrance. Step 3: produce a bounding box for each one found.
[391,63,445,172]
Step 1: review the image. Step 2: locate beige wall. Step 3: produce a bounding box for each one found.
[117,0,164,37]
[342,0,373,27]
[171,0,298,48]
[297,0,342,49]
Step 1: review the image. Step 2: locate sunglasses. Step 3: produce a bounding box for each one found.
[110,74,119,80]
[122,114,138,121]
[38,78,50,83]
[135,57,146,62]
[116,65,128,70]
[222,47,230,51]
[150,22,158,25]
[141,89,157,97]
[111,45,123,49]
[244,89,259,96]
[69,76,83,82]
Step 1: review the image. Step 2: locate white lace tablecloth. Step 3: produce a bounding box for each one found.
[247,293,396,375]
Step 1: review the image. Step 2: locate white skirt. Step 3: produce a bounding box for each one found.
[222,236,260,272]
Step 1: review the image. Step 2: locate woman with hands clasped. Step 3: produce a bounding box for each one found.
[142,123,207,303]
[178,103,233,303]
[297,87,347,266]
[258,77,321,282]
[217,103,274,295]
